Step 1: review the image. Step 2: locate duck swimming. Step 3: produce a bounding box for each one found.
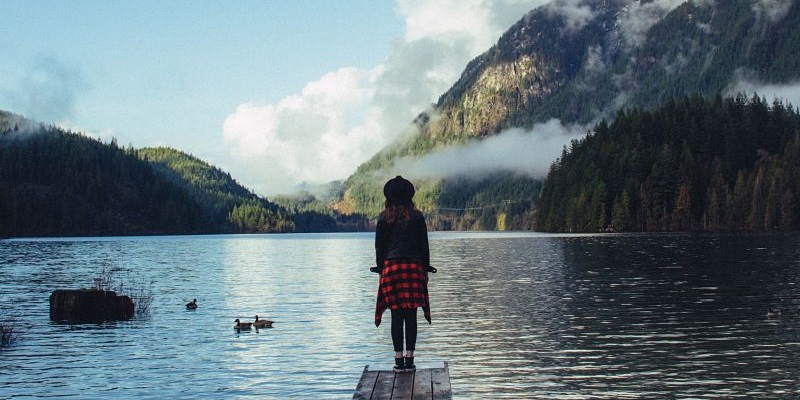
[234,318,253,330]
[186,299,198,310]
[253,315,273,328]
[767,308,781,318]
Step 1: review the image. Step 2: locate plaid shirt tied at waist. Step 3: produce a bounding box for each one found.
[374,259,431,327]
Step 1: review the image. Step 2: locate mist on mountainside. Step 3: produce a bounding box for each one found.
[341,0,800,231]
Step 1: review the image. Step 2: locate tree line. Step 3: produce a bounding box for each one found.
[0,118,211,236]
[0,113,362,237]
[536,93,800,232]
[137,147,295,233]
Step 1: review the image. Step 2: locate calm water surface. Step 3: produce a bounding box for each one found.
[1,232,799,398]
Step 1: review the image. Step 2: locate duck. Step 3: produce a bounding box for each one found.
[767,308,781,318]
[186,299,198,310]
[234,318,253,330]
[253,315,273,328]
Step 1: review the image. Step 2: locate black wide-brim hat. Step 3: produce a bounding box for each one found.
[383,175,415,204]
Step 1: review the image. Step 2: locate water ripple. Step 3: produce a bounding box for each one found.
[1,233,799,398]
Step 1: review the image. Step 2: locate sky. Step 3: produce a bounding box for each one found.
[0,0,548,195]
[2,0,798,196]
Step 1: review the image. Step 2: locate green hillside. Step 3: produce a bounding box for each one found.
[0,113,212,236]
[0,111,362,237]
[138,147,363,233]
[137,147,295,233]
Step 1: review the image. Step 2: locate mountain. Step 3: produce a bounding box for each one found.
[0,111,364,237]
[339,0,800,231]
[136,147,295,233]
[135,151,367,233]
[142,147,370,233]
[0,112,213,236]
[536,93,800,232]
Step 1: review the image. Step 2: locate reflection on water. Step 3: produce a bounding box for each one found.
[430,232,800,398]
[1,232,799,398]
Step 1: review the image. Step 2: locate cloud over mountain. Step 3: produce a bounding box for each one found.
[727,77,800,108]
[2,57,87,124]
[396,119,586,181]
[222,0,545,194]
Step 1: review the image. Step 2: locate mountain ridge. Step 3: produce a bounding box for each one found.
[339,0,800,231]
[0,112,359,237]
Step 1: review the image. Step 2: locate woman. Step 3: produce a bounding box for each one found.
[373,176,433,372]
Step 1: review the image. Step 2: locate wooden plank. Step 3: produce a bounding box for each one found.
[353,363,451,400]
[431,362,452,400]
[371,370,397,399]
[353,365,378,400]
[393,370,415,400]
[412,368,433,400]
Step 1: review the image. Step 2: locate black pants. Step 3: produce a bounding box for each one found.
[391,308,417,353]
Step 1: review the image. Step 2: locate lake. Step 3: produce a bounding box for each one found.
[1,232,799,398]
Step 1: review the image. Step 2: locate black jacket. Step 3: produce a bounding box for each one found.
[375,209,430,268]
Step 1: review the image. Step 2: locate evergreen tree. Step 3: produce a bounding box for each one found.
[535,94,800,232]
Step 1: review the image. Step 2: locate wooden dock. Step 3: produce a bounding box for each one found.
[353,361,452,400]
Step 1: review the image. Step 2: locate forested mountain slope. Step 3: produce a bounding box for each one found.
[137,147,295,233]
[0,113,212,236]
[341,0,800,231]
[0,111,358,237]
[536,94,800,232]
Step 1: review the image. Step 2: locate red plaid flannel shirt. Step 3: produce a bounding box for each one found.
[375,259,431,327]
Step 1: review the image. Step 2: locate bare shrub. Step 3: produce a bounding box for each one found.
[92,265,116,291]
[91,261,155,317]
[116,273,155,316]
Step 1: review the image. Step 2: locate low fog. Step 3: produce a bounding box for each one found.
[2,57,86,124]
[727,77,800,109]
[395,119,587,181]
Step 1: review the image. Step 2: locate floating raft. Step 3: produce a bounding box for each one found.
[353,361,452,400]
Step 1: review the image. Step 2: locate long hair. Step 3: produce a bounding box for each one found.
[383,200,416,224]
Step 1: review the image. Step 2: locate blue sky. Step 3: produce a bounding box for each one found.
[1,0,543,194]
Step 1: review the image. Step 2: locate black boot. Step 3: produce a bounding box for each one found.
[393,357,405,371]
[404,357,415,371]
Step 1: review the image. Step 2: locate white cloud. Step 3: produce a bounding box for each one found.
[395,119,586,181]
[398,0,492,50]
[753,0,792,21]
[584,45,605,73]
[222,0,545,194]
[398,0,551,51]
[544,0,596,33]
[727,77,800,108]
[618,0,685,49]
[2,56,87,124]
[223,67,381,194]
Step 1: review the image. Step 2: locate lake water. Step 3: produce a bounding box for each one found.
[1,232,799,399]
